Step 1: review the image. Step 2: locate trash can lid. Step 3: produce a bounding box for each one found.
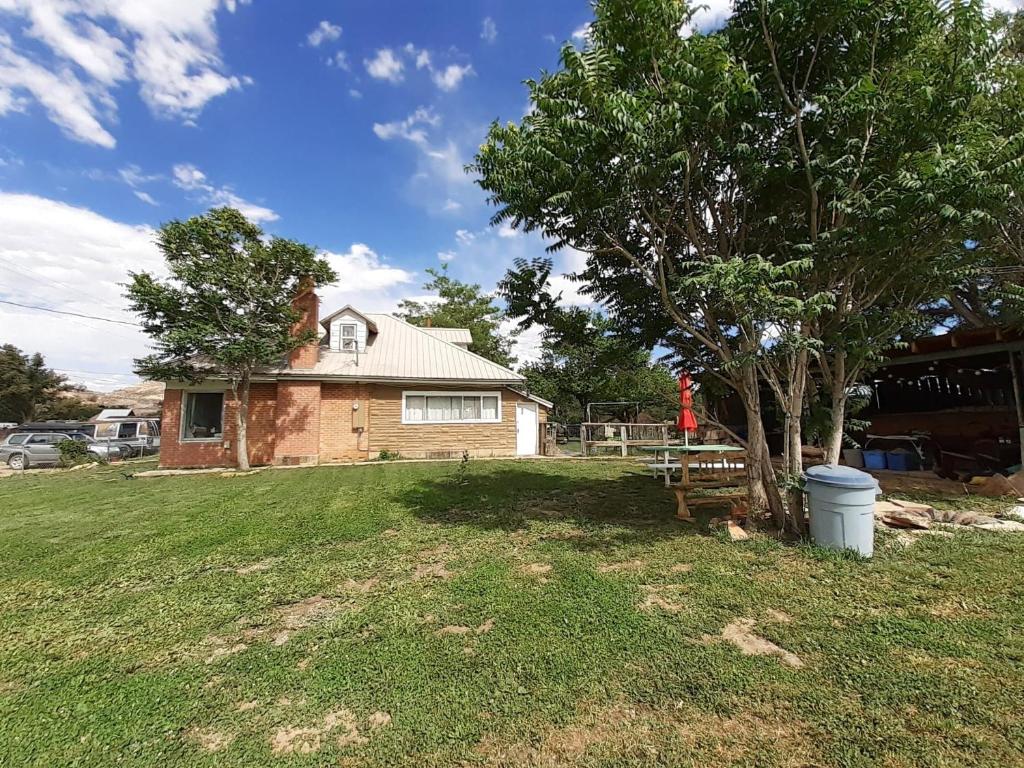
[804,463,879,490]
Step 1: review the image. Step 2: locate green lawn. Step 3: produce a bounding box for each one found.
[1,459,1022,767]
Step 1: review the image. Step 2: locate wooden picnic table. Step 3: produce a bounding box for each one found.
[638,444,748,520]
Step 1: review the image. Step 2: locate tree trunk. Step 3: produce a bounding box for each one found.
[823,351,847,465]
[783,349,809,534]
[739,367,785,528]
[235,372,251,471]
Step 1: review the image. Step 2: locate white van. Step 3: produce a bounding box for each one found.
[92,419,161,456]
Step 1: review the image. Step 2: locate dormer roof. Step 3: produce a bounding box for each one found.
[320,305,378,333]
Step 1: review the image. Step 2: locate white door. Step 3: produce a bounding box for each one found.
[515,402,538,456]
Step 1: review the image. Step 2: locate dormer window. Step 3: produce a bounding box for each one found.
[340,323,357,351]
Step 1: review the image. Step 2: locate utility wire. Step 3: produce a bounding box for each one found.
[0,298,139,327]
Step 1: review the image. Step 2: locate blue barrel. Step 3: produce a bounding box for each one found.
[804,464,880,557]
[863,450,887,470]
[885,450,919,472]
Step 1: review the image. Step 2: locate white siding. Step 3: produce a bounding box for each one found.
[329,311,369,353]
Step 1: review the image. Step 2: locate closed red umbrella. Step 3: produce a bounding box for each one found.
[677,373,698,444]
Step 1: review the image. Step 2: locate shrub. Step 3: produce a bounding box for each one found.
[57,439,92,467]
[377,449,400,461]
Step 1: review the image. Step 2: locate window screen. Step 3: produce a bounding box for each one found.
[403,393,501,423]
[182,392,224,439]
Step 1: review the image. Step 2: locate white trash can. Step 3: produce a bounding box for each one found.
[804,464,880,557]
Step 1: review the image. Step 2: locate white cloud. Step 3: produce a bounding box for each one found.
[505,320,544,367]
[442,199,461,212]
[306,20,341,47]
[364,47,404,83]
[455,229,476,246]
[497,223,519,238]
[172,162,278,222]
[317,243,415,313]
[431,63,474,92]
[133,190,158,206]
[437,250,456,262]
[0,0,249,147]
[985,0,1024,12]
[481,17,498,44]
[391,43,473,92]
[118,164,161,187]
[680,0,734,36]
[0,36,117,147]
[372,106,440,145]
[571,23,591,44]
[404,43,432,70]
[348,88,362,99]
[0,192,163,390]
[328,51,350,70]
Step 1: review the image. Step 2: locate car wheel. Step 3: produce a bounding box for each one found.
[7,453,26,470]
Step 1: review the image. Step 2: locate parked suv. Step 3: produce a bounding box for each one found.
[0,432,126,470]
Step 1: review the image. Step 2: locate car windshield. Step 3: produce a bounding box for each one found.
[69,433,95,443]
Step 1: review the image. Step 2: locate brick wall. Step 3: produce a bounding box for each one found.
[319,382,370,461]
[160,384,277,468]
[288,287,320,369]
[273,380,321,464]
[160,381,549,467]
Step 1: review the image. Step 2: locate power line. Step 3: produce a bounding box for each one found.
[0,298,139,327]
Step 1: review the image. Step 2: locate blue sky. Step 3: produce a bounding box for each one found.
[0,0,609,390]
[1,0,1018,391]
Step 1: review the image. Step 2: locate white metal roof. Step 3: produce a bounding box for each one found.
[95,408,134,420]
[275,312,523,384]
[420,327,473,345]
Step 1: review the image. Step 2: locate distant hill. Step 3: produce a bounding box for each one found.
[70,381,165,417]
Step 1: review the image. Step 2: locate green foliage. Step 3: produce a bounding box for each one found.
[397,265,517,367]
[376,449,401,461]
[0,345,72,423]
[124,207,337,385]
[57,439,95,467]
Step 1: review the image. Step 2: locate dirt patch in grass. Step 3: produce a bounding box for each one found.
[414,562,454,580]
[520,562,552,578]
[765,609,793,624]
[709,618,804,668]
[367,711,392,729]
[638,584,687,614]
[270,709,366,756]
[668,563,693,574]
[187,727,234,753]
[597,559,645,574]
[205,641,248,664]
[343,576,380,593]
[237,700,260,712]
[224,558,278,575]
[475,704,638,766]
[437,625,473,636]
[276,595,344,630]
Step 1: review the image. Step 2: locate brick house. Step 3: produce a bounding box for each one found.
[158,288,550,468]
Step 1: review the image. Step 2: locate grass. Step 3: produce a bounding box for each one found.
[1,459,1022,767]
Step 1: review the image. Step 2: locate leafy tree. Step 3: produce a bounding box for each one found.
[731,0,1020,462]
[125,208,336,470]
[0,345,71,423]
[517,306,677,423]
[396,264,517,367]
[474,0,1021,529]
[474,0,797,522]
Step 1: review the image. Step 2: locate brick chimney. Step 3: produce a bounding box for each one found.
[288,277,320,369]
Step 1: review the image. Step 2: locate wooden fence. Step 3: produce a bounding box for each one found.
[580,422,672,457]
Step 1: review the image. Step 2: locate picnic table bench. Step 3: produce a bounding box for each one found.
[638,444,749,521]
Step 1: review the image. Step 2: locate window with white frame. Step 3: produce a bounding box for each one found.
[402,392,501,424]
[340,323,357,351]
